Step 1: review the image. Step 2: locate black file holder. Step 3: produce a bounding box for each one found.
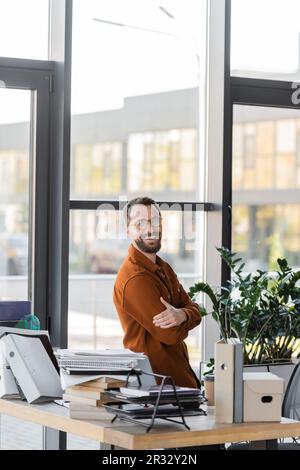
[106,368,206,433]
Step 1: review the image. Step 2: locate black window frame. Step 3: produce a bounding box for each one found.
[0,59,53,329]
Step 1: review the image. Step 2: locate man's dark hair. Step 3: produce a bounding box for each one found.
[125,197,161,225]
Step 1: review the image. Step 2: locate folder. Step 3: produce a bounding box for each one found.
[233,341,243,423]
[215,338,243,423]
[2,334,63,404]
[0,339,19,398]
[0,364,19,398]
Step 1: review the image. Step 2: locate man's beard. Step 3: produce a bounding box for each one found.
[135,234,162,254]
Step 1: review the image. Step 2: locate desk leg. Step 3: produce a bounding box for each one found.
[249,439,278,450]
[99,443,126,450]
[44,428,66,450]
[99,443,113,450]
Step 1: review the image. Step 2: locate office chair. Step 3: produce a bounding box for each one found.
[228,362,300,450]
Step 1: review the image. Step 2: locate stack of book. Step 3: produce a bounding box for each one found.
[63,376,126,420]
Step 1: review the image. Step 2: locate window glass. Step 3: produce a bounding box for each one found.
[0,89,31,299]
[232,105,300,270]
[71,0,202,202]
[231,0,300,80]
[0,0,49,59]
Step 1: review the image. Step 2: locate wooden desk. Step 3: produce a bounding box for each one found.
[1,399,300,450]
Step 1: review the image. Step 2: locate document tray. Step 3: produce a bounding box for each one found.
[104,403,206,419]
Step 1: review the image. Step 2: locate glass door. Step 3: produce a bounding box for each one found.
[0,67,50,325]
[0,88,31,299]
[0,66,51,450]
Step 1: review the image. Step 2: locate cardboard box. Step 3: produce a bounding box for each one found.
[243,372,284,422]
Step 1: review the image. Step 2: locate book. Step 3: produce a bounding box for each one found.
[65,386,111,400]
[60,369,136,391]
[119,385,200,397]
[63,393,113,406]
[80,377,126,390]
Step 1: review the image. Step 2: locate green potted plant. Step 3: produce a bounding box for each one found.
[188,247,300,365]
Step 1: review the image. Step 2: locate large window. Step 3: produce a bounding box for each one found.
[232,105,300,271]
[69,0,206,370]
[231,0,300,80]
[71,0,201,202]
[0,0,49,60]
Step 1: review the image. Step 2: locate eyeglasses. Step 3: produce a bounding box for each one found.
[129,216,162,231]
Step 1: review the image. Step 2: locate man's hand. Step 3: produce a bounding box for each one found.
[153,297,187,328]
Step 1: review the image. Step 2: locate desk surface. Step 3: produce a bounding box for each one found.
[1,399,300,450]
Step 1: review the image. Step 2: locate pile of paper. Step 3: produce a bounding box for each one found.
[55,348,148,418]
[55,348,145,388]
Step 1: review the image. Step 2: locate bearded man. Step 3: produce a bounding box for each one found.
[113,197,201,387]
